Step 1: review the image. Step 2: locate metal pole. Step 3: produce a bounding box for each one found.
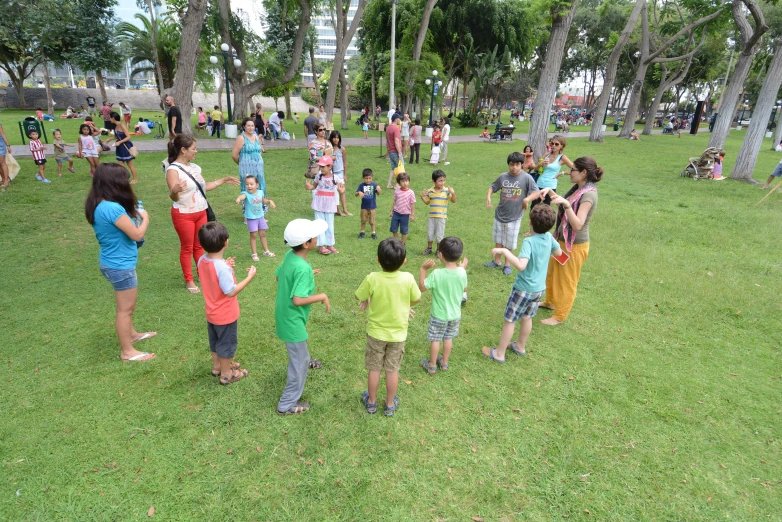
[429,81,435,127]
[223,55,232,124]
[389,0,397,110]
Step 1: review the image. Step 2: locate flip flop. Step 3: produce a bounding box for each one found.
[131,332,157,343]
[186,286,201,294]
[123,352,156,362]
[510,342,527,356]
[481,347,505,363]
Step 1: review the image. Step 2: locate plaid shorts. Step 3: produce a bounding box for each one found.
[492,218,522,250]
[504,288,544,322]
[426,316,461,341]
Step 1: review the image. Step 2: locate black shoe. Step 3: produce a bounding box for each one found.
[371,232,377,240]
[434,250,438,257]
[421,247,432,255]
[358,232,365,239]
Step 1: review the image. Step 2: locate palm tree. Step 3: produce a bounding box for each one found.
[116,14,178,90]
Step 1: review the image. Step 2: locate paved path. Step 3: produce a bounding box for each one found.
[10,129,662,158]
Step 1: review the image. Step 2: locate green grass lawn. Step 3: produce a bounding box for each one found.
[1,131,780,520]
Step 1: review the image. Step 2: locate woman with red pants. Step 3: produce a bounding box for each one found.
[166,135,239,293]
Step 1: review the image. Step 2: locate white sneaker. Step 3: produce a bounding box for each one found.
[444,162,450,166]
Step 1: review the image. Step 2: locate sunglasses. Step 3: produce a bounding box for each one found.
[317,129,325,132]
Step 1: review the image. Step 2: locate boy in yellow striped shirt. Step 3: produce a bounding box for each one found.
[420,170,456,256]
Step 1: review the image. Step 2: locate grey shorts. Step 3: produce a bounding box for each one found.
[771,161,782,178]
[207,320,238,359]
[427,217,447,243]
[426,316,460,341]
[492,218,522,250]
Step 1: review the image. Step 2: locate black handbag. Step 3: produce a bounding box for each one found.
[173,164,216,222]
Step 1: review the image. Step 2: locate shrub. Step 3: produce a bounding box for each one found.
[300,89,320,106]
[456,111,481,128]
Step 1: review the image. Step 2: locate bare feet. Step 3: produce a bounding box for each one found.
[539,303,555,310]
[540,317,563,326]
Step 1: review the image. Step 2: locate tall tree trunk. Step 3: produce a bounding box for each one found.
[774,107,782,149]
[589,0,644,142]
[285,88,293,120]
[172,0,208,134]
[370,52,376,117]
[42,59,54,116]
[617,3,649,138]
[324,0,367,123]
[529,0,580,160]
[731,36,782,182]
[309,43,322,104]
[96,70,108,101]
[709,0,767,149]
[403,0,439,116]
[340,66,349,129]
[146,0,166,107]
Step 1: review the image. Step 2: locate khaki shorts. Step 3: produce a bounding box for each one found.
[365,334,405,372]
[360,208,376,223]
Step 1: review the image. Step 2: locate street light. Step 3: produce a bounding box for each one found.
[210,43,242,123]
[768,100,782,132]
[738,98,750,127]
[425,70,443,127]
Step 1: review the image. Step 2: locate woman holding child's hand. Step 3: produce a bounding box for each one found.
[537,156,603,326]
[166,135,239,294]
[85,163,156,362]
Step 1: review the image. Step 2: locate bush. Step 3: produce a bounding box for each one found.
[456,111,481,128]
[300,89,320,106]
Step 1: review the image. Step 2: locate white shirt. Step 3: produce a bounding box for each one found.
[387,108,396,122]
[167,162,208,213]
[269,113,282,129]
[137,121,151,134]
[442,123,450,142]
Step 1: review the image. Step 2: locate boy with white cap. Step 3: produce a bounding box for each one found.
[275,218,332,415]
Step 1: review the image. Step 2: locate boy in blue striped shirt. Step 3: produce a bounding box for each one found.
[420,170,456,256]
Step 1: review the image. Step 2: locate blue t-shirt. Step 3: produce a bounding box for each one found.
[92,201,138,270]
[356,182,378,210]
[513,232,560,293]
[242,189,265,219]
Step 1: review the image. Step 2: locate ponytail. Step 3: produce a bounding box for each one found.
[168,134,195,164]
[573,156,604,183]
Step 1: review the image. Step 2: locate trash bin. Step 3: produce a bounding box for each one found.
[613,122,619,131]
[23,117,42,138]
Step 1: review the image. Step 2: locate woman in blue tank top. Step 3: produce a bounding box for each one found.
[531,135,574,210]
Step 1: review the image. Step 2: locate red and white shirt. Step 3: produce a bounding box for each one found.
[29,139,45,161]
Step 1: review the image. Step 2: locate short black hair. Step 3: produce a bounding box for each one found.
[362,168,373,178]
[245,175,258,184]
[530,204,556,233]
[377,238,406,272]
[431,170,446,182]
[396,172,410,184]
[198,222,230,253]
[507,152,524,164]
[438,236,463,262]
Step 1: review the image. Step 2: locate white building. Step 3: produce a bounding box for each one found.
[302,1,361,84]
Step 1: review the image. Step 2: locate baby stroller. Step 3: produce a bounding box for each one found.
[680,147,720,180]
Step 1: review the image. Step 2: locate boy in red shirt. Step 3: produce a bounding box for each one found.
[29,130,50,183]
[197,222,257,385]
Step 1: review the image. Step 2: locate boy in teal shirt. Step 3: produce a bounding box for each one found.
[275,219,331,415]
[356,238,421,416]
[482,205,562,362]
[419,237,468,374]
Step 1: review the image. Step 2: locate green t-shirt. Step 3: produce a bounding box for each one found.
[274,250,315,343]
[355,271,421,342]
[424,267,468,321]
[513,232,561,293]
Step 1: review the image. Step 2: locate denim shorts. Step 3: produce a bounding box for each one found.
[100,265,138,291]
[390,211,410,234]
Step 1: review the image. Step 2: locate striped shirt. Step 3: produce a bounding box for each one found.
[393,188,416,215]
[422,187,452,219]
[30,139,46,161]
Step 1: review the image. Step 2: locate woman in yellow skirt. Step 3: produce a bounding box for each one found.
[524,156,603,325]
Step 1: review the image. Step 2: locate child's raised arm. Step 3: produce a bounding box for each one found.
[304,178,317,191]
[448,186,456,203]
[418,259,435,292]
[492,247,528,272]
[226,265,257,297]
[263,197,276,209]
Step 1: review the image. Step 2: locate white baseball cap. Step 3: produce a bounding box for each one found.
[283,219,328,247]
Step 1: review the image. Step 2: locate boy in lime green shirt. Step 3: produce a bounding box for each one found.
[356,238,421,416]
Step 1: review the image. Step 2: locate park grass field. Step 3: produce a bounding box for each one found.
[0,131,780,520]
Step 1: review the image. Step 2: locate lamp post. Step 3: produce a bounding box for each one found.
[768,100,781,131]
[425,70,442,127]
[210,43,242,123]
[738,98,749,128]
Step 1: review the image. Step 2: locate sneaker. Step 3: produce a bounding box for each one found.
[503,266,513,276]
[358,232,366,239]
[371,232,377,240]
[36,174,43,181]
[713,175,726,181]
[42,179,51,183]
[461,292,468,305]
[421,247,432,255]
[484,260,501,268]
[444,162,450,166]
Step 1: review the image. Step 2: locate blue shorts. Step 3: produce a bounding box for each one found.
[771,161,782,178]
[390,211,410,235]
[100,265,138,291]
[388,152,400,170]
[504,288,544,322]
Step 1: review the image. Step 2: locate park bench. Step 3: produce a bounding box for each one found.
[491,127,514,141]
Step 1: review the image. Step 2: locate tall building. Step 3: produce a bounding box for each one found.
[302,0,361,84]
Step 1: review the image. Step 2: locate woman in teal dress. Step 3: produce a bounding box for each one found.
[232,118,265,193]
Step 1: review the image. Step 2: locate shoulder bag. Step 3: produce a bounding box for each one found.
[173,164,216,222]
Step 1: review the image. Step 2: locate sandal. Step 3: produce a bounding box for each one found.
[384,395,400,417]
[436,355,449,370]
[327,246,339,254]
[263,251,276,258]
[361,391,377,414]
[481,346,506,363]
[186,285,201,294]
[510,342,527,356]
[219,368,249,385]
[308,359,322,369]
[277,401,310,415]
[319,247,331,255]
[251,253,260,261]
[421,359,436,375]
[212,361,242,377]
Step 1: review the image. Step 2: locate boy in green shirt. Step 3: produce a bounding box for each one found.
[419,237,468,374]
[275,219,331,415]
[356,238,421,416]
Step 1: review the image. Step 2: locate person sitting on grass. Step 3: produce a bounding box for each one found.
[481,205,562,362]
[629,129,641,141]
[419,237,468,375]
[356,238,421,416]
[197,221,257,385]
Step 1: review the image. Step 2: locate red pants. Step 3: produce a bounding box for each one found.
[124,113,131,124]
[171,207,207,283]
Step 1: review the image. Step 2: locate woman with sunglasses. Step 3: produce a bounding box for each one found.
[532,135,574,210]
[525,157,603,325]
[307,124,334,178]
